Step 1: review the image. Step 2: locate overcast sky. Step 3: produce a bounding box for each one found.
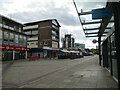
[0,0,108,49]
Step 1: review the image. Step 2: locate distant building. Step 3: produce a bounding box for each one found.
[0,15,28,61]
[96,46,99,49]
[74,43,85,49]
[62,34,75,49]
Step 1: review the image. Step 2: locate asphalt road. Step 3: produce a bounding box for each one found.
[2,55,118,88]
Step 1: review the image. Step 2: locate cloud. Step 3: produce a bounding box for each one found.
[2,0,80,27]
[0,0,105,48]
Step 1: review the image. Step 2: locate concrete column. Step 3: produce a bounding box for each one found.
[13,50,15,61]
[98,36,101,66]
[25,51,27,59]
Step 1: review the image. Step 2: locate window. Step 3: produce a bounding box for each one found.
[31,43,34,45]
[44,41,48,45]
[14,26,17,30]
[23,36,27,46]
[52,25,58,29]
[19,26,21,32]
[52,20,58,26]
[36,43,38,45]
[15,34,19,43]
[0,23,2,27]
[40,42,43,45]
[25,31,31,35]
[52,30,57,35]
[4,31,9,41]
[0,29,2,39]
[19,35,23,46]
[23,36,27,42]
[3,22,9,29]
[32,30,38,35]
[9,33,14,42]
[9,26,14,30]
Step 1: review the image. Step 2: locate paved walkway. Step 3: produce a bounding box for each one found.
[2,55,118,89]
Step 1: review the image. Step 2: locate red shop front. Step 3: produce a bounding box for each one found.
[0,45,28,61]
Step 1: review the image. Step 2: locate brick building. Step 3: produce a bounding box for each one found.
[0,15,28,61]
[23,19,60,58]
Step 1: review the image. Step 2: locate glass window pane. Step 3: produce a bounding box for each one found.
[0,29,2,39]
[32,30,38,35]
[15,34,19,43]
[10,33,14,42]
[4,31,9,41]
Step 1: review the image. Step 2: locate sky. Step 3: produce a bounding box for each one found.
[0,0,108,49]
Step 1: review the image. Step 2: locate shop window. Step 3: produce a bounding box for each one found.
[111,33,118,79]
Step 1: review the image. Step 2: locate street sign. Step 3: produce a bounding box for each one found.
[92,39,97,44]
[92,8,111,19]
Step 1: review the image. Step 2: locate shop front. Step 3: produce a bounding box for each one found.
[1,45,28,61]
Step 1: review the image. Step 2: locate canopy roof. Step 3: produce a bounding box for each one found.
[74,1,114,39]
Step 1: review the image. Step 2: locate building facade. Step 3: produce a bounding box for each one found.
[74,43,85,49]
[62,34,75,49]
[23,19,60,58]
[0,15,28,61]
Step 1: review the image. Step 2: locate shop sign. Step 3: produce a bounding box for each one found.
[92,8,111,19]
[3,41,9,45]
[0,45,28,51]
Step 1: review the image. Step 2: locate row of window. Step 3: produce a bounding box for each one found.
[40,41,48,45]
[27,42,38,46]
[52,24,59,30]
[27,41,48,46]
[0,22,22,32]
[1,30,27,46]
[52,36,58,41]
[24,30,38,35]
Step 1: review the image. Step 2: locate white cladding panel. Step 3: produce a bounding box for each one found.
[23,25,38,30]
[52,41,58,48]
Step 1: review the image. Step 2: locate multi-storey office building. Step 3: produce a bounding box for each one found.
[0,15,28,61]
[62,34,75,49]
[23,19,60,58]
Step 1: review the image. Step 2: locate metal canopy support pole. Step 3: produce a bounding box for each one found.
[13,50,15,61]
[25,51,27,59]
[113,2,120,89]
[98,36,101,66]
